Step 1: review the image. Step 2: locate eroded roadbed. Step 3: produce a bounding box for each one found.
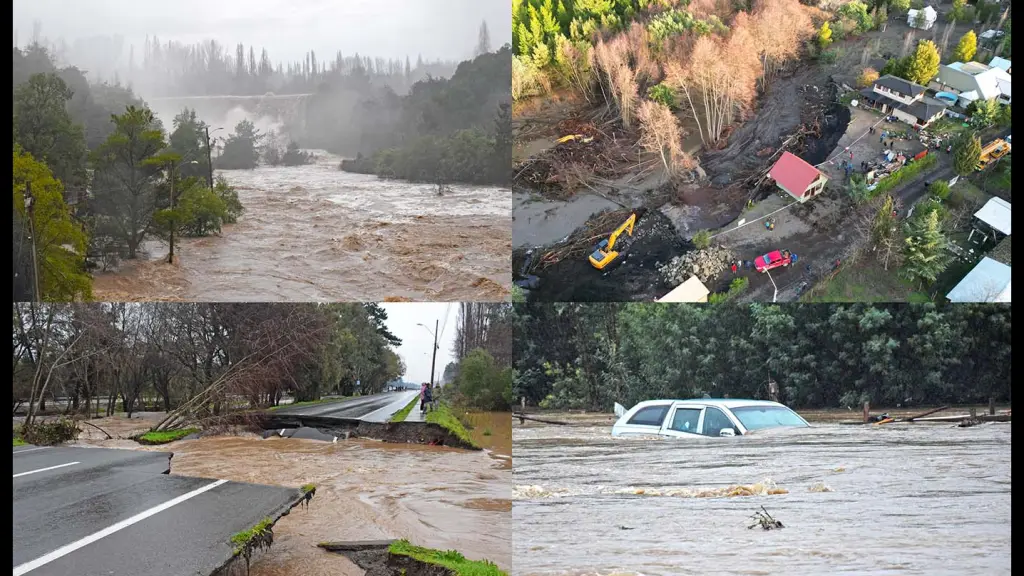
[12,445,303,576]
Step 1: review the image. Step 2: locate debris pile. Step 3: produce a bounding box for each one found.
[659,244,736,285]
[514,117,640,198]
[748,506,784,530]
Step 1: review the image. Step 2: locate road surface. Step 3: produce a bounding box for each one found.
[13,445,301,576]
[271,390,420,423]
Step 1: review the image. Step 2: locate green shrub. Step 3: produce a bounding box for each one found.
[928,180,951,200]
[692,229,712,249]
[19,418,80,446]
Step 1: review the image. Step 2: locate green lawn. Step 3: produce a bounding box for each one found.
[426,404,479,449]
[389,540,507,576]
[136,428,199,445]
[803,259,931,302]
[389,396,420,423]
[13,436,27,447]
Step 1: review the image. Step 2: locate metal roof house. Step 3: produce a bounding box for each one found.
[859,75,947,128]
[767,152,828,203]
[946,257,1011,303]
[932,62,1012,106]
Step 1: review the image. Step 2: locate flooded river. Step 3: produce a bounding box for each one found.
[74,413,510,575]
[93,153,511,302]
[513,421,1011,576]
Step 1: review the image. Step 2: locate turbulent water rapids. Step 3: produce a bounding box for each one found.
[93,152,511,302]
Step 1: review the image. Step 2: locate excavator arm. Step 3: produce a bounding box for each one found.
[605,214,636,252]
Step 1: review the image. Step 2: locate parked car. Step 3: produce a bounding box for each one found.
[754,250,793,273]
[611,399,810,438]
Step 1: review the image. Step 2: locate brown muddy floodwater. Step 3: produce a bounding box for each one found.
[513,421,1011,576]
[93,153,511,302]
[77,426,510,575]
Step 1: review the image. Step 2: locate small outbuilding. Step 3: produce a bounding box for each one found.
[946,257,1011,303]
[907,6,937,30]
[968,196,1011,244]
[767,152,828,203]
[658,275,711,303]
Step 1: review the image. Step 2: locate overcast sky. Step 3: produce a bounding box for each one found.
[13,0,510,64]
[380,303,457,384]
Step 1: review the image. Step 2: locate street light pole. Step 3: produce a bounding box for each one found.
[766,269,778,303]
[429,319,439,388]
[24,181,41,302]
[168,160,176,264]
[205,126,215,188]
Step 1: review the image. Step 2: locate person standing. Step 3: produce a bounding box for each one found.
[420,382,428,411]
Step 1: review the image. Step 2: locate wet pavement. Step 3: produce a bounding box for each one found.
[513,420,1011,576]
[13,445,300,576]
[270,391,418,423]
[93,152,511,302]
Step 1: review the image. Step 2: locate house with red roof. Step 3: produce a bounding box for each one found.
[767,151,828,203]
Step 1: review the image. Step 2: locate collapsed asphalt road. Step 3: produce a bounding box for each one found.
[270,390,420,423]
[12,445,302,576]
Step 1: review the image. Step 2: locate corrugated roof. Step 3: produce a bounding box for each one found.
[768,152,822,197]
[947,257,1011,303]
[974,196,1011,235]
[658,275,710,302]
[989,57,1011,72]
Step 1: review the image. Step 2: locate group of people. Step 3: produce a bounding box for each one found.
[420,382,436,413]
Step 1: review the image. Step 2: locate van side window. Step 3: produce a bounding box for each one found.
[668,408,702,433]
[701,407,735,436]
[627,405,670,427]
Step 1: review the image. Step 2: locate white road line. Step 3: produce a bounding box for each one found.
[13,462,80,478]
[12,447,48,454]
[13,478,228,576]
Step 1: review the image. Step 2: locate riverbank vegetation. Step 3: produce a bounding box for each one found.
[389,540,507,576]
[441,304,513,412]
[12,43,245,300]
[513,302,1011,411]
[337,44,512,185]
[12,302,403,437]
[135,427,198,445]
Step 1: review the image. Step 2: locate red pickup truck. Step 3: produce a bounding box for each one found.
[754,250,793,273]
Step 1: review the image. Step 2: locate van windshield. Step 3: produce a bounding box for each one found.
[730,406,807,431]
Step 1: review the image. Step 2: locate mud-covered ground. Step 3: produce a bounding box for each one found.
[514,208,690,301]
[512,13,980,302]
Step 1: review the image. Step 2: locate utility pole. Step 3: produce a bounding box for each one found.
[168,160,175,264]
[429,319,439,388]
[25,181,41,302]
[205,126,215,188]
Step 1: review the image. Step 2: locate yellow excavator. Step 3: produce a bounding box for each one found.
[589,213,637,270]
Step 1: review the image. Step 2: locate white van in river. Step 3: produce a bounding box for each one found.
[611,399,809,438]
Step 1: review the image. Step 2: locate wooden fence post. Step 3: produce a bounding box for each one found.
[989,398,995,415]
[863,401,870,423]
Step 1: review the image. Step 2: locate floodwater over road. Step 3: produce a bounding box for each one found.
[73,413,510,576]
[94,152,511,302]
[513,421,1011,576]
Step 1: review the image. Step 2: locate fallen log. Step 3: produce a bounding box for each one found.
[514,413,571,426]
[904,405,950,422]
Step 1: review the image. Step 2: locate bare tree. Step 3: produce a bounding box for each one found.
[637,99,689,176]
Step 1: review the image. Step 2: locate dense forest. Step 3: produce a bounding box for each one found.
[513,303,1011,410]
[20,30,458,98]
[12,302,404,428]
[443,303,514,411]
[336,41,512,185]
